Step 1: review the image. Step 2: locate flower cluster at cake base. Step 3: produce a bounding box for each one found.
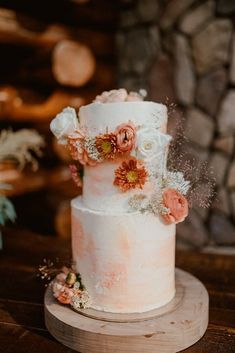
[129,171,190,225]
[51,267,91,310]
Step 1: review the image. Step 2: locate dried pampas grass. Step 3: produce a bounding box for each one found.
[0,129,45,171]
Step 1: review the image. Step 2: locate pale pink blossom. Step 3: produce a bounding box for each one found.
[52,282,64,298]
[94,88,128,103]
[69,164,83,187]
[126,91,144,102]
[94,89,146,103]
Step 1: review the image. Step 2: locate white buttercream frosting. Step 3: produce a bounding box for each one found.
[79,101,167,135]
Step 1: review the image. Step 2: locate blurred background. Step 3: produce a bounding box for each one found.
[1,0,235,252]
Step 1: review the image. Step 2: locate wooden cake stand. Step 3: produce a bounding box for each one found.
[44,268,209,353]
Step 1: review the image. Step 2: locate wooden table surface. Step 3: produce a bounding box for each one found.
[0,227,235,353]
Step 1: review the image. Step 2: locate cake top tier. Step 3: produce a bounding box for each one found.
[50,89,191,224]
[79,100,168,136]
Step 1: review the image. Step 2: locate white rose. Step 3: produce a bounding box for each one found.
[50,107,78,144]
[136,127,172,160]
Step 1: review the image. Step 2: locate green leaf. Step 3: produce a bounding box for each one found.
[0,195,17,224]
[0,213,4,225]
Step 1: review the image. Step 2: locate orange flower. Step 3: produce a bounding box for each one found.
[114,158,148,192]
[96,133,117,160]
[67,131,97,166]
[115,123,136,154]
[57,286,74,305]
[161,188,188,224]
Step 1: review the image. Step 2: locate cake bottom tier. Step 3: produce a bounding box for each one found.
[71,197,176,313]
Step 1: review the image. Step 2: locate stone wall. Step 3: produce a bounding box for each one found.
[117,0,235,248]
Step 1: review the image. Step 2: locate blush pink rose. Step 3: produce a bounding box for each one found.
[161,188,188,225]
[115,123,136,154]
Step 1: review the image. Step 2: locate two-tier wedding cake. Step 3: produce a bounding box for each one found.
[50,88,190,314]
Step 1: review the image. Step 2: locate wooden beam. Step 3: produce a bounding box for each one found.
[0,87,85,122]
[0,8,114,57]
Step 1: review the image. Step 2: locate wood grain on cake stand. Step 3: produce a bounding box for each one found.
[44,268,209,353]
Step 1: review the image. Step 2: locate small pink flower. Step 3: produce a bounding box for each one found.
[52,282,64,298]
[94,89,128,103]
[126,91,144,102]
[52,267,76,304]
[69,164,83,187]
[115,123,136,154]
[67,130,97,166]
[55,273,67,284]
[161,188,188,225]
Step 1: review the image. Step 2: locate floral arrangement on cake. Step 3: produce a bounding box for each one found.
[50,88,213,227]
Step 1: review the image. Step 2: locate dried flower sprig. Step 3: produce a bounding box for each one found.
[128,194,151,213]
[37,258,60,285]
[37,258,73,286]
[162,171,190,196]
[38,260,92,309]
[185,160,216,208]
[0,129,45,171]
[167,115,216,209]
[84,137,102,162]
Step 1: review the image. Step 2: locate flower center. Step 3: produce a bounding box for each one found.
[124,131,129,142]
[127,170,138,182]
[101,140,112,153]
[144,141,153,150]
